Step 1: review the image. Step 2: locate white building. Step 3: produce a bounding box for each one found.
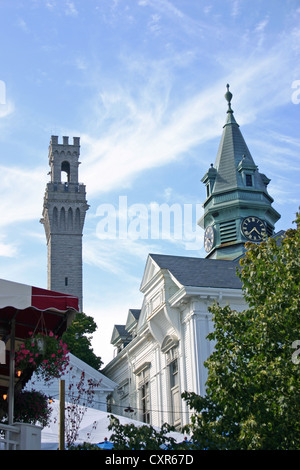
[103,255,246,428]
[103,86,280,429]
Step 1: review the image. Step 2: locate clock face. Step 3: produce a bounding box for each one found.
[241,216,267,241]
[204,226,215,252]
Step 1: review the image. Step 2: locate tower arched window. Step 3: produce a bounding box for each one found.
[53,207,58,228]
[75,208,81,229]
[68,207,73,230]
[60,207,66,231]
[61,161,70,183]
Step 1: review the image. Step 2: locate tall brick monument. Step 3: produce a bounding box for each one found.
[40,136,89,311]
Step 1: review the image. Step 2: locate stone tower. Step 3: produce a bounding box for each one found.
[40,136,89,311]
[199,85,280,260]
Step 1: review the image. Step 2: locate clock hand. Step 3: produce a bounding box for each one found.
[249,227,260,235]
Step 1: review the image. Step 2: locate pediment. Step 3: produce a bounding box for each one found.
[140,254,161,293]
[125,308,141,333]
[111,324,127,345]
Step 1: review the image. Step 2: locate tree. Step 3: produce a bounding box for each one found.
[107,415,188,450]
[62,312,103,371]
[65,371,102,448]
[183,214,300,450]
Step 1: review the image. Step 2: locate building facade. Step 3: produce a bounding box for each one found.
[103,86,281,428]
[40,136,89,311]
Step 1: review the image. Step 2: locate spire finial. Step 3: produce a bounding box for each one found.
[224,84,233,113]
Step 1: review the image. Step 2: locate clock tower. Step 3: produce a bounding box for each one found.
[199,85,280,260]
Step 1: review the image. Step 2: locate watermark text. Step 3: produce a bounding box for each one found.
[291,80,300,104]
[0,80,6,105]
[95,196,202,250]
[292,340,300,364]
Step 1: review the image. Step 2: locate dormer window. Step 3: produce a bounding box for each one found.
[237,155,257,188]
[245,174,253,187]
[201,164,217,199]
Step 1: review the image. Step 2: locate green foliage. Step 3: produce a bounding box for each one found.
[14,390,52,427]
[108,415,187,450]
[183,214,300,449]
[62,312,103,371]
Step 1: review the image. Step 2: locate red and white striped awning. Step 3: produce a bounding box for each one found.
[0,278,79,312]
[0,278,78,340]
[0,279,79,395]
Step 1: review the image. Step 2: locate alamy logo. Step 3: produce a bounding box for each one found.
[95,196,202,250]
[0,340,5,364]
[292,340,300,365]
[291,80,300,104]
[0,80,6,105]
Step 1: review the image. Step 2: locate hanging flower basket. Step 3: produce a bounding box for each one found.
[15,331,69,382]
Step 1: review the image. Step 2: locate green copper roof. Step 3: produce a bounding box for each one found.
[212,85,268,195]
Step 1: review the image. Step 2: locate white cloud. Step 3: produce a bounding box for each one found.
[0,165,47,227]
[65,0,78,16]
[0,235,18,257]
[16,18,30,33]
[148,14,161,33]
[254,16,269,47]
[230,0,241,17]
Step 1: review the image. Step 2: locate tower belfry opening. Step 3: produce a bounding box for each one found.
[61,161,70,183]
[40,135,89,311]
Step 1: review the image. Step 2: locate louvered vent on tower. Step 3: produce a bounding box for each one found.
[220,220,237,243]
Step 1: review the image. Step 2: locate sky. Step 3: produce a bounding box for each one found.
[0,0,299,367]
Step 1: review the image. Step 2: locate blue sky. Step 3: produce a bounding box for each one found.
[0,0,299,366]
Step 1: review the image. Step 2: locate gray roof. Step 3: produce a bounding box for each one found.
[114,324,127,336]
[150,253,242,290]
[128,309,141,320]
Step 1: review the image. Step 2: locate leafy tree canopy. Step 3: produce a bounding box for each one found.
[62,312,103,371]
[108,415,188,450]
[183,213,300,450]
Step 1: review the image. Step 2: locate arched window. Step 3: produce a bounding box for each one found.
[75,208,81,229]
[53,207,58,228]
[60,207,66,231]
[161,335,179,354]
[67,207,73,230]
[61,161,70,183]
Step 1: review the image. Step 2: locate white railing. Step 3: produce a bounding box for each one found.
[0,423,20,450]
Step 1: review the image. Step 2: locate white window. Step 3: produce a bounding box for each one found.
[138,368,150,424]
[166,345,181,428]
